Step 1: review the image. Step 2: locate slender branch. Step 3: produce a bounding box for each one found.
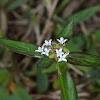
[57,62,68,100]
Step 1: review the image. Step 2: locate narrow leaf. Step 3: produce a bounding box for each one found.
[61,71,78,100]
[0,39,41,57]
[57,21,73,38]
[68,52,100,67]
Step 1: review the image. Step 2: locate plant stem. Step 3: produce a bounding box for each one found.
[57,62,68,100]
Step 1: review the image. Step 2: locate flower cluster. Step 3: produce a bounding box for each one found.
[35,37,69,62]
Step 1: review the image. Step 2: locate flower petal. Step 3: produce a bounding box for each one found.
[63,39,68,43]
[60,37,64,41]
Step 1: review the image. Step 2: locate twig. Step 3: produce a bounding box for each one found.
[8,20,29,25]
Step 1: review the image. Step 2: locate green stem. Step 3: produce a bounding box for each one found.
[57,62,68,100]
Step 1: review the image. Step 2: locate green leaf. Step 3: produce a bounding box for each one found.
[6,0,28,12]
[37,69,48,93]
[68,52,100,67]
[0,39,41,57]
[61,71,78,100]
[56,21,73,38]
[0,92,23,100]
[13,88,34,100]
[66,6,99,25]
[37,57,54,68]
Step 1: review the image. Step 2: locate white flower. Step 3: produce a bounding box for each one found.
[44,39,52,46]
[56,48,64,57]
[58,53,67,62]
[41,48,51,56]
[35,46,44,53]
[57,37,68,44]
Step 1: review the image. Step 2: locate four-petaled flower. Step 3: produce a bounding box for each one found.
[44,39,52,46]
[35,46,44,53]
[41,48,51,56]
[58,53,68,62]
[57,37,68,44]
[56,48,64,57]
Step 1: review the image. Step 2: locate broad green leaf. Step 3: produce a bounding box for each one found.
[6,0,28,12]
[66,6,99,25]
[68,52,100,67]
[56,21,73,38]
[37,57,54,68]
[0,39,41,57]
[61,71,78,100]
[0,92,23,100]
[13,88,34,100]
[56,0,69,14]
[37,69,48,93]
